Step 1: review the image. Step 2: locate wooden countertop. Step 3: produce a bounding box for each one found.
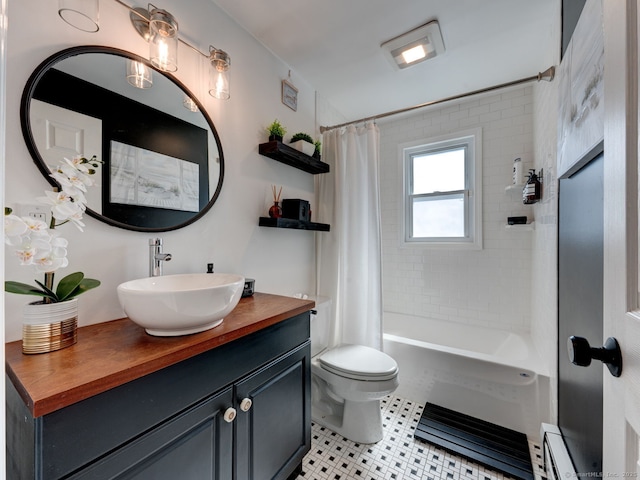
[5,293,315,418]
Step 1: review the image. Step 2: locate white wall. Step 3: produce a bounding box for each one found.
[4,0,325,341]
[379,86,535,333]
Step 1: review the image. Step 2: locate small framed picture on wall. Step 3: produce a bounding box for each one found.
[282,79,298,111]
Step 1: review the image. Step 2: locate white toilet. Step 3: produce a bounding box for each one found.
[310,299,399,444]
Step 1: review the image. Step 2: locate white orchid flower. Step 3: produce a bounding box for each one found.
[4,215,28,243]
[32,252,53,270]
[49,232,68,249]
[28,232,68,273]
[13,233,51,261]
[14,247,37,266]
[33,249,69,273]
[51,171,86,196]
[63,155,92,174]
[68,189,88,207]
[63,160,94,183]
[5,234,27,247]
[65,209,86,231]
[53,203,83,223]
[37,190,82,222]
[22,217,50,236]
[29,235,54,252]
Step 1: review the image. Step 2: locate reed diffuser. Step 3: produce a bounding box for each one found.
[269,185,283,218]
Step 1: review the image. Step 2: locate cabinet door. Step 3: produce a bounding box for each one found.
[70,388,234,480]
[235,342,311,480]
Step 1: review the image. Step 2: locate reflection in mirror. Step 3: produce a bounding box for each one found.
[21,46,224,232]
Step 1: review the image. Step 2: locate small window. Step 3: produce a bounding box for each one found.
[402,130,482,248]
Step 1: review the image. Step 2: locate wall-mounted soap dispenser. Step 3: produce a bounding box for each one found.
[523,169,542,204]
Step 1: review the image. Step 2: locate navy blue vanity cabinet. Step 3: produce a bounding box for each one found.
[235,343,310,480]
[6,311,311,480]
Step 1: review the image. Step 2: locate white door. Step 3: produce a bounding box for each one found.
[602,0,640,472]
[30,99,103,213]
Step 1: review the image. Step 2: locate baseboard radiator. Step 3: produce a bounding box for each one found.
[541,424,576,479]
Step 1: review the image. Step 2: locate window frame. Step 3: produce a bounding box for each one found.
[400,128,482,249]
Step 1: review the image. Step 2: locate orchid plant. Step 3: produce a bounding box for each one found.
[5,155,103,304]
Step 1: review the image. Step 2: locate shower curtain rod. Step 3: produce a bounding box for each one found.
[319,66,556,133]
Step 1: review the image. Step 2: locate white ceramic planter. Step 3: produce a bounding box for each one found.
[290,140,315,157]
[22,298,78,354]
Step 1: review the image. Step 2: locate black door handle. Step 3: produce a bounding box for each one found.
[567,336,622,377]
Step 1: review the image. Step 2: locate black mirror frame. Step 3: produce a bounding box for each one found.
[20,45,225,232]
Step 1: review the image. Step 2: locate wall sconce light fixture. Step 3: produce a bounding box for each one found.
[147,6,179,72]
[126,59,153,89]
[128,4,178,72]
[209,47,231,100]
[58,0,100,32]
[123,1,231,99]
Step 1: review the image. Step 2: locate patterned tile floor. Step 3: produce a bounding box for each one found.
[297,395,546,480]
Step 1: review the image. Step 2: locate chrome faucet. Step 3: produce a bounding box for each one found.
[149,238,172,276]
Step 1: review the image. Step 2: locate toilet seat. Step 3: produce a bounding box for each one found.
[318,344,398,381]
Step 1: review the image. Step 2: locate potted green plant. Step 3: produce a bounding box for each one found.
[266,119,287,142]
[313,139,322,159]
[290,132,315,156]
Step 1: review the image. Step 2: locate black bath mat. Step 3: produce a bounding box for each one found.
[415,403,534,480]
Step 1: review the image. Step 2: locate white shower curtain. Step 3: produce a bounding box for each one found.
[316,123,382,350]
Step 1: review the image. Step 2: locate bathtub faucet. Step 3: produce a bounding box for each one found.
[149,238,172,277]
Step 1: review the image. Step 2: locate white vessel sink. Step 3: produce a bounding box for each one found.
[117,273,244,336]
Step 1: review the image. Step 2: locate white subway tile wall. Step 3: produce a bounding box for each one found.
[379,86,534,333]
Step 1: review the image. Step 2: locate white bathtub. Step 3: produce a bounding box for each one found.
[382,312,551,440]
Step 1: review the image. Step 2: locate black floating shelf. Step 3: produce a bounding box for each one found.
[259,141,330,174]
[259,217,330,232]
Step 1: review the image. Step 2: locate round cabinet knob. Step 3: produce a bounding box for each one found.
[223,407,237,423]
[240,398,253,412]
[567,335,623,377]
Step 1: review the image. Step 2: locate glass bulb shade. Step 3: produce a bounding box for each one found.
[149,34,178,72]
[58,0,99,32]
[183,95,199,112]
[148,8,178,72]
[209,65,230,100]
[126,60,153,89]
[208,48,231,100]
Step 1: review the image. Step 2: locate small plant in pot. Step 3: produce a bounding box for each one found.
[313,139,322,159]
[290,132,315,157]
[266,119,287,142]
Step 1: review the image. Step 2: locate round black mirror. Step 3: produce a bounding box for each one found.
[20,46,224,232]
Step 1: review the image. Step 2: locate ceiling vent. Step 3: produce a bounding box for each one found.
[381,20,445,69]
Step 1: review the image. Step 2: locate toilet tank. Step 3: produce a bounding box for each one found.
[310,296,331,357]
